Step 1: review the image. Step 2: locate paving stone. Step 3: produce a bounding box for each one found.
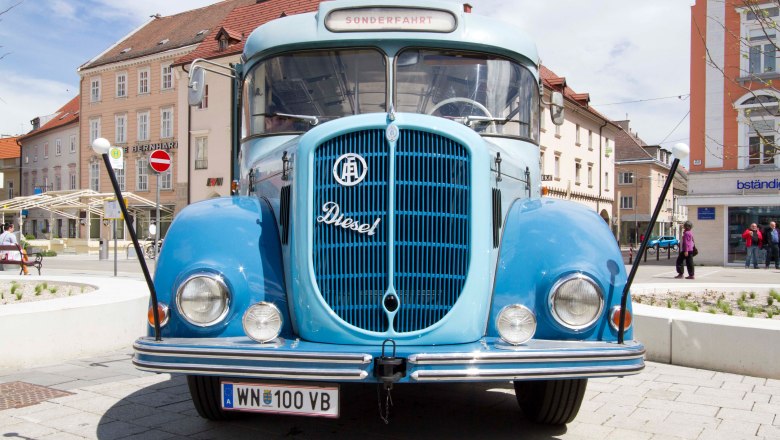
[757,423,780,438]
[643,389,679,401]
[38,431,89,440]
[564,421,615,438]
[11,403,82,421]
[741,376,767,386]
[592,392,644,407]
[697,427,759,440]
[102,402,159,421]
[676,392,754,411]
[715,419,760,435]
[655,374,724,389]
[751,402,780,416]
[157,414,219,436]
[93,420,151,440]
[131,410,188,428]
[587,381,621,393]
[711,372,747,383]
[720,381,755,392]
[764,378,780,387]
[0,420,59,438]
[126,390,192,408]
[742,392,771,404]
[751,384,780,396]
[605,427,653,440]
[638,398,719,417]
[39,411,103,435]
[694,385,746,400]
[639,420,704,439]
[667,383,698,394]
[663,411,720,430]
[716,407,775,424]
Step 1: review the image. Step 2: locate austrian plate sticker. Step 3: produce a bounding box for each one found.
[222,381,339,418]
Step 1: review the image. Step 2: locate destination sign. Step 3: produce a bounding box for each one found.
[325,8,456,33]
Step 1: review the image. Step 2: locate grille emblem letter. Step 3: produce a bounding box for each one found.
[333,153,367,187]
[317,201,381,236]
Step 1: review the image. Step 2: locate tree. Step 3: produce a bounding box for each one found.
[0,1,24,61]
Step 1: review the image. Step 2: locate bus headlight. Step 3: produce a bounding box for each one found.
[549,274,604,330]
[496,304,536,345]
[176,274,230,326]
[243,302,283,343]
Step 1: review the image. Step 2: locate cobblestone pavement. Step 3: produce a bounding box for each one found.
[1,349,778,439]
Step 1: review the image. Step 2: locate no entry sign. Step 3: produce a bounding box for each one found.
[149,149,171,173]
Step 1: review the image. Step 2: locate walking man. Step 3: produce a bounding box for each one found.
[742,223,763,269]
[764,221,780,269]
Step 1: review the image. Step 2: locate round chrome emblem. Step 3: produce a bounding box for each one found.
[333,153,368,187]
[386,123,399,143]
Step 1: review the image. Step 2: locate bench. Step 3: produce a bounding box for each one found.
[0,244,43,275]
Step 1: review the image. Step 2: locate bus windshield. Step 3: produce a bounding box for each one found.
[395,49,539,142]
[244,49,387,135]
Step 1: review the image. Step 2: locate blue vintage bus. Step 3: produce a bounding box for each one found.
[133,0,644,425]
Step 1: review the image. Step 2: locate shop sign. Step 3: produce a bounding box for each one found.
[122,141,178,153]
[736,178,780,190]
[697,207,715,220]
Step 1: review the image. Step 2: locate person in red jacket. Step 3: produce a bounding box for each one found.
[742,223,763,269]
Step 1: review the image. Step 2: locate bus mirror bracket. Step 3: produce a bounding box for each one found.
[187,58,236,106]
[546,91,565,126]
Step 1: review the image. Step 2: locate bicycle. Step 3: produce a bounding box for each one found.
[145,239,163,259]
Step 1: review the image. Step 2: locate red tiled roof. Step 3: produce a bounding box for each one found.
[0,136,20,160]
[614,120,653,161]
[540,65,614,125]
[18,95,80,142]
[175,0,324,66]
[81,0,257,70]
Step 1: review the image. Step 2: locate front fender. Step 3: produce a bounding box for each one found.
[152,196,290,339]
[489,198,630,341]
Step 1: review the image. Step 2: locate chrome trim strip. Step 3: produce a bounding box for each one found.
[408,347,646,365]
[410,364,644,381]
[133,359,369,381]
[133,342,372,365]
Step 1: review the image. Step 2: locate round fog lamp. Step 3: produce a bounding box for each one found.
[497,305,536,345]
[176,275,229,326]
[550,274,603,330]
[243,302,283,343]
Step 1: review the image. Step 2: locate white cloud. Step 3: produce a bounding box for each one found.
[470,0,694,147]
[88,0,224,23]
[0,71,76,136]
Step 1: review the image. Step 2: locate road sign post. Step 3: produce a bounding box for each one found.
[149,150,171,271]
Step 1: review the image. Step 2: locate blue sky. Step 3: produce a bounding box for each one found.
[0,0,694,155]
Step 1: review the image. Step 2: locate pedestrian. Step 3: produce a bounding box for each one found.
[764,221,780,269]
[741,223,763,269]
[0,223,28,274]
[675,221,695,279]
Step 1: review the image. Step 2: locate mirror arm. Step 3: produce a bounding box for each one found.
[188,58,236,81]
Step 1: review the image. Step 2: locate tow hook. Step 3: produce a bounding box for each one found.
[374,339,406,424]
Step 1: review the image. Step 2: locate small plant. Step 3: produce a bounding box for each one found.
[769,297,775,306]
[42,282,48,290]
[80,286,85,293]
[15,290,22,301]
[708,307,717,314]
[677,299,688,310]
[768,310,775,319]
[666,299,672,308]
[737,298,746,311]
[34,284,44,295]
[635,296,642,304]
[747,307,755,318]
[740,292,747,301]
[49,287,58,294]
[749,292,756,300]
[691,303,699,312]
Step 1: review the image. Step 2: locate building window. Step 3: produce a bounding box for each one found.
[195,136,208,169]
[620,196,634,210]
[90,77,101,102]
[43,142,49,159]
[69,135,77,153]
[605,171,610,191]
[575,124,581,145]
[7,181,13,199]
[55,174,61,191]
[587,164,593,187]
[219,37,229,51]
[161,169,172,190]
[198,85,209,110]
[55,139,62,156]
[554,122,561,137]
[90,117,101,144]
[161,107,174,138]
[161,64,173,90]
[116,72,127,97]
[137,158,149,191]
[574,161,581,185]
[90,162,100,191]
[618,172,634,185]
[748,29,777,74]
[553,154,561,179]
[137,111,149,141]
[749,135,776,165]
[588,130,593,150]
[34,146,38,162]
[540,108,546,131]
[70,171,77,190]
[539,148,545,174]
[138,68,150,94]
[116,162,125,191]
[115,114,127,144]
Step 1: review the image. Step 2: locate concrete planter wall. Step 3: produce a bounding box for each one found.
[0,275,148,371]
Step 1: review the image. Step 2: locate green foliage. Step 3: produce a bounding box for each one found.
[42,282,48,290]
[34,284,43,295]
[49,287,57,294]
[10,283,18,296]
[40,250,57,257]
[666,299,672,308]
[749,292,756,300]
[24,234,35,240]
[708,307,717,314]
[747,307,755,318]
[14,290,22,300]
[740,292,747,301]
[769,296,775,306]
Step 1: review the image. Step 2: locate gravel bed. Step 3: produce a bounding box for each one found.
[0,280,95,305]
[633,288,780,320]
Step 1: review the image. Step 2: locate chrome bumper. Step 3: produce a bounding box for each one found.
[133,337,645,383]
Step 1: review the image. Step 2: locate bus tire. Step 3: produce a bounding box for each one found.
[187,375,229,420]
[514,379,587,425]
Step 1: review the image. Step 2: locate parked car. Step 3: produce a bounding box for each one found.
[647,236,679,252]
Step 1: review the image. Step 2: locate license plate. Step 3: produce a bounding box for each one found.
[221,381,339,418]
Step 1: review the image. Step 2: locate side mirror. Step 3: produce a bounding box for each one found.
[188,66,206,106]
[550,91,565,126]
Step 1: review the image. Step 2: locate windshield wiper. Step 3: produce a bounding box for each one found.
[454,115,512,127]
[272,112,320,126]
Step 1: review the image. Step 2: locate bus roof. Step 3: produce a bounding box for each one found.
[243,0,539,68]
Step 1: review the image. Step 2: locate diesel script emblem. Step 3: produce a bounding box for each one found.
[333,153,367,187]
[317,201,381,236]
